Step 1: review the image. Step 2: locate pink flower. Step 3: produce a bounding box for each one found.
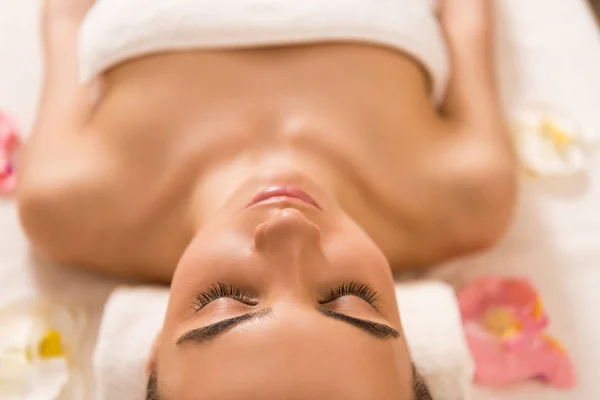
[0,110,21,195]
[458,276,576,389]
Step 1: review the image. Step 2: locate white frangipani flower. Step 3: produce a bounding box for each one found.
[512,109,599,177]
[0,300,86,400]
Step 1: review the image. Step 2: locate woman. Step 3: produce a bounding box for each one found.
[18,0,516,398]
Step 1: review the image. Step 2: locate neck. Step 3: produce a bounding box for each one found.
[189,151,343,230]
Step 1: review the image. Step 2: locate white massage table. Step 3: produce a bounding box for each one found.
[1,0,600,399]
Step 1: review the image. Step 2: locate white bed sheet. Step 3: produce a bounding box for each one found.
[1,0,600,399]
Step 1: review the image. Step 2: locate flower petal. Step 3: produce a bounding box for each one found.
[0,299,87,398]
[0,352,30,395]
[459,276,576,389]
[512,110,588,177]
[0,110,21,196]
[0,175,17,195]
[25,359,70,400]
[0,111,20,153]
[464,325,530,387]
[458,276,546,328]
[535,334,577,389]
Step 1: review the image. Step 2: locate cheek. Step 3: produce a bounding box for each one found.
[165,231,253,323]
[326,227,391,278]
[175,229,252,281]
[390,339,415,398]
[324,228,401,321]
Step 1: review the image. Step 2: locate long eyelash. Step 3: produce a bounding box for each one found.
[192,282,257,312]
[320,281,382,307]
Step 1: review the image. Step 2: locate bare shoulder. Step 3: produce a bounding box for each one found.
[17,130,115,265]
[385,123,517,273]
[17,123,184,283]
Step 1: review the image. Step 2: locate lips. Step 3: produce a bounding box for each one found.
[248,186,321,210]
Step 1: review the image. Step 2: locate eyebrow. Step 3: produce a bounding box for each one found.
[318,309,400,339]
[176,307,399,345]
[176,308,272,345]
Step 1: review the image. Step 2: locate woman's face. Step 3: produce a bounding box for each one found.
[151,175,413,399]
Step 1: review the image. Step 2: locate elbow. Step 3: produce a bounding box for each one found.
[449,154,518,254]
[17,179,77,263]
[18,183,60,260]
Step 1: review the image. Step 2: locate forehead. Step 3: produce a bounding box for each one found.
[159,317,412,400]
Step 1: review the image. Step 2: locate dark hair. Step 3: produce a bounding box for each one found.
[146,371,160,400]
[146,364,433,400]
[411,364,433,400]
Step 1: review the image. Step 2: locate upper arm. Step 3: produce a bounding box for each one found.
[394,125,518,269]
[428,131,518,252]
[18,0,101,261]
[17,130,102,263]
[396,3,518,267]
[18,169,82,263]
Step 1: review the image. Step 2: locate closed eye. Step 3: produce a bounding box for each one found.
[191,282,258,312]
[191,281,382,313]
[319,281,382,310]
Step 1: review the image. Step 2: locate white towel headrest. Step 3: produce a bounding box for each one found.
[93,281,473,399]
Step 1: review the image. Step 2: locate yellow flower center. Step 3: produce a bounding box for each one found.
[482,309,522,339]
[37,330,65,359]
[542,120,573,149]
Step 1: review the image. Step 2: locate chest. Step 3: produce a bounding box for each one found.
[82,48,436,268]
[88,112,433,272]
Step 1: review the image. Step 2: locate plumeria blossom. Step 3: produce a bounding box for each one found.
[0,110,21,195]
[0,299,86,400]
[512,109,599,177]
[458,277,576,389]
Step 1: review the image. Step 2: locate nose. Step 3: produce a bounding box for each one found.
[254,208,321,256]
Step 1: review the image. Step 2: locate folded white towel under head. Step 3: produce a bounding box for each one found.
[93,281,474,400]
[79,0,449,103]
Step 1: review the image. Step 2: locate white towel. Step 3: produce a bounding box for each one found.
[92,287,169,400]
[79,0,449,103]
[92,281,474,400]
[396,282,474,400]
